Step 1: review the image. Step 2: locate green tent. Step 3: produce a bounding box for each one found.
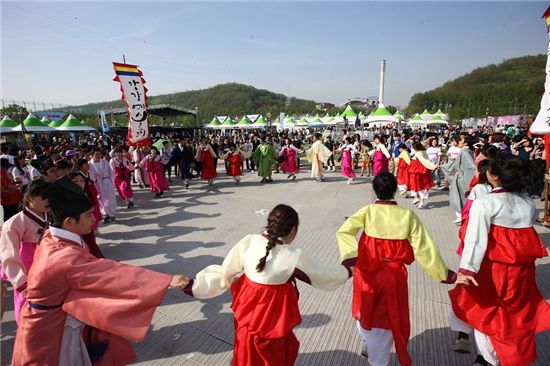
[253,115,268,127]
[411,114,424,121]
[296,117,309,126]
[13,113,55,132]
[56,114,96,131]
[237,115,253,128]
[393,111,404,120]
[221,116,236,128]
[206,116,222,129]
[342,105,357,118]
[370,106,393,117]
[0,116,17,128]
[49,119,64,128]
[40,116,51,125]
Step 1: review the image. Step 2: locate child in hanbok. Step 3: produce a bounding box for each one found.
[183,204,352,366]
[109,148,135,208]
[338,137,357,184]
[221,144,243,184]
[89,149,117,223]
[397,144,411,196]
[337,173,456,366]
[279,139,303,181]
[140,146,170,198]
[450,157,550,366]
[408,142,437,209]
[0,179,50,324]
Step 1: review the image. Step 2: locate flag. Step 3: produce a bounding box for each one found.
[112,62,151,147]
[529,6,550,137]
[544,6,550,33]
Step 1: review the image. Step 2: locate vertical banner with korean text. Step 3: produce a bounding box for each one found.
[112,62,151,147]
[99,111,110,133]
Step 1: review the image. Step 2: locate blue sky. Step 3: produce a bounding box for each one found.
[1,1,548,108]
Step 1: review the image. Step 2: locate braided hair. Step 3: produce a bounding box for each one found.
[256,204,299,273]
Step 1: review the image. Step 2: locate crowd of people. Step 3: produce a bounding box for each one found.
[0,123,549,366]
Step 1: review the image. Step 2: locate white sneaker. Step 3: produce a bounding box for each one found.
[412,198,419,205]
[417,203,424,209]
[399,190,406,196]
[453,218,463,225]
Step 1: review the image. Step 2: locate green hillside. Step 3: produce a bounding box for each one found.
[405,54,545,120]
[78,83,317,125]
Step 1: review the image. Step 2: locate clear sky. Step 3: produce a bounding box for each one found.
[1,1,548,109]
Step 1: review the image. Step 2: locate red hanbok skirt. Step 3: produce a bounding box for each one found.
[449,225,550,366]
[200,150,217,180]
[146,160,170,193]
[227,154,242,177]
[282,149,298,174]
[408,160,432,192]
[397,158,409,187]
[230,275,301,366]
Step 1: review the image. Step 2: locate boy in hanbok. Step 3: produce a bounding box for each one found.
[305,133,332,182]
[109,148,135,209]
[12,176,189,365]
[89,149,117,223]
[279,138,303,181]
[0,179,50,324]
[337,173,456,366]
[221,143,243,184]
[450,157,550,366]
[183,204,353,366]
[139,146,170,198]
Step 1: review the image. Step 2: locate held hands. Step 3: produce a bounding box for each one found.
[455,273,478,286]
[169,275,190,290]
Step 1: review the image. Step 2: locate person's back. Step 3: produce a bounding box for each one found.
[337,173,454,366]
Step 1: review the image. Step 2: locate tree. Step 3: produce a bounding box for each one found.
[1,104,29,122]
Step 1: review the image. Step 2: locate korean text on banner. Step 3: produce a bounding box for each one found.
[99,111,110,133]
[112,62,151,147]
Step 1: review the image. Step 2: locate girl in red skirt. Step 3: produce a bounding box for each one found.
[408,142,437,209]
[221,144,243,184]
[139,146,170,198]
[279,139,303,181]
[396,144,411,197]
[183,204,352,366]
[196,138,218,185]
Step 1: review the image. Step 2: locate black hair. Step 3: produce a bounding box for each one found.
[20,179,50,209]
[398,143,407,150]
[75,158,88,170]
[476,159,492,185]
[482,145,499,160]
[50,214,81,229]
[150,146,159,153]
[489,156,532,193]
[373,172,397,200]
[412,141,426,151]
[344,136,352,144]
[315,133,323,140]
[256,204,299,273]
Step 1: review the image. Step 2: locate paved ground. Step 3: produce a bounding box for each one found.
[2,164,550,365]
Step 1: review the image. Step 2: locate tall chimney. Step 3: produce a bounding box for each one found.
[379,59,386,105]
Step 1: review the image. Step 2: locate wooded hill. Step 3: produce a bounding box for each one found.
[405,54,545,120]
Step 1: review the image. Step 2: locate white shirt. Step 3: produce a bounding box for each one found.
[446,146,461,161]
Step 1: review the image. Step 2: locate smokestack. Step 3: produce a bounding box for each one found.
[379,59,386,105]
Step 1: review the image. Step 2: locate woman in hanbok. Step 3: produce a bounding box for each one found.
[370,135,390,177]
[221,144,243,184]
[338,137,357,184]
[196,138,218,185]
[74,159,102,230]
[109,148,135,209]
[279,139,303,181]
[183,204,352,366]
[397,144,411,196]
[89,149,117,223]
[0,179,50,324]
[450,157,550,366]
[408,142,437,209]
[140,146,170,198]
[132,147,150,188]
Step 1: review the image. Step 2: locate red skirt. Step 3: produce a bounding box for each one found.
[231,275,301,366]
[449,225,550,366]
[227,155,242,177]
[408,160,432,192]
[397,159,409,187]
[200,150,218,180]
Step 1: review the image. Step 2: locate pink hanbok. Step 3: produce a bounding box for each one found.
[109,157,134,201]
[340,146,356,178]
[373,150,389,176]
[279,145,303,174]
[89,158,117,218]
[0,209,47,324]
[140,155,170,193]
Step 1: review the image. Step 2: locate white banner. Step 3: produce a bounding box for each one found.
[113,63,151,146]
[530,35,550,134]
